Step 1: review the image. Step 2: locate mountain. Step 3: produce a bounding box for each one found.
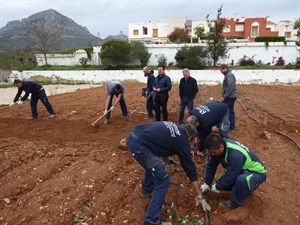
[0,9,103,51]
[103,33,128,42]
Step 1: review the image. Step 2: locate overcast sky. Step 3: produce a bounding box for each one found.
[0,0,299,38]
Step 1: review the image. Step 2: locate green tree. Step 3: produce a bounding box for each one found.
[175,46,210,69]
[99,40,131,69]
[24,18,63,65]
[129,41,151,66]
[168,28,191,43]
[194,26,207,40]
[293,18,300,39]
[206,5,228,66]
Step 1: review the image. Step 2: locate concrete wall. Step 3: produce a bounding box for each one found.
[36,42,299,67]
[10,69,300,85]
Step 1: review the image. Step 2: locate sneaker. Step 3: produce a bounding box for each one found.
[27,116,36,120]
[161,222,172,225]
[49,114,55,119]
[125,115,131,121]
[144,116,153,120]
[229,129,236,133]
[104,119,109,124]
[139,189,152,198]
[219,200,234,209]
[177,123,183,126]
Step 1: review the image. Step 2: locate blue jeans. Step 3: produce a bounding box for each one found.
[223,97,236,130]
[218,109,230,139]
[178,97,194,124]
[126,132,170,225]
[30,89,55,118]
[105,94,128,120]
[217,171,266,208]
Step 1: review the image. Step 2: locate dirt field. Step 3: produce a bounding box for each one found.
[0,82,299,225]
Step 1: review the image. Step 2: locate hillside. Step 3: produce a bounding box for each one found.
[0,9,102,51]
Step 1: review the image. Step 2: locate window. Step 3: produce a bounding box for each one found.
[251,26,259,37]
[153,28,158,38]
[266,28,271,32]
[285,32,291,38]
[133,29,139,36]
[143,26,148,35]
[223,25,230,33]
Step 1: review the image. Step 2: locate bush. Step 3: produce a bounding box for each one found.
[275,57,285,66]
[238,55,255,66]
[175,46,209,69]
[157,55,167,68]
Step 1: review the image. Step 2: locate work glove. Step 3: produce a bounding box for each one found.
[9,102,16,107]
[211,184,220,193]
[110,106,115,111]
[195,197,211,211]
[103,109,108,115]
[201,183,210,193]
[17,100,23,105]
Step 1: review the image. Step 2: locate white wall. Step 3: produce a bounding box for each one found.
[10,69,300,85]
[146,42,299,66]
[35,42,299,67]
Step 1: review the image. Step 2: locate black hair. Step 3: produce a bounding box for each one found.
[13,79,22,84]
[115,84,121,90]
[204,134,225,150]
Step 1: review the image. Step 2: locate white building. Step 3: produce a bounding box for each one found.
[275,20,299,41]
[128,18,186,43]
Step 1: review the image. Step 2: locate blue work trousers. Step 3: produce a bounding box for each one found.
[217,171,266,208]
[31,89,55,118]
[126,132,170,225]
[218,109,230,139]
[178,97,194,124]
[223,97,236,130]
[105,94,128,120]
[146,97,154,118]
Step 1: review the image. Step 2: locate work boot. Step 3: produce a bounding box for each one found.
[219,200,234,209]
[49,114,56,119]
[104,119,109,124]
[125,115,131,121]
[139,189,152,198]
[27,116,37,120]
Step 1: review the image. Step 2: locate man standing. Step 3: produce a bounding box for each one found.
[178,68,198,125]
[201,134,267,209]
[103,80,130,124]
[186,101,230,155]
[126,121,210,225]
[220,64,237,131]
[153,66,172,121]
[143,66,155,120]
[9,79,55,120]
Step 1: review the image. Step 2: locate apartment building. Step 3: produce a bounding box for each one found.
[128,17,298,43]
[128,18,186,43]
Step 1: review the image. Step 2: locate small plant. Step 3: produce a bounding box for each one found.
[239,54,255,66]
[275,57,285,66]
[157,54,167,68]
[73,214,85,224]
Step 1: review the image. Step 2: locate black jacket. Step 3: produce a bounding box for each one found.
[179,76,198,99]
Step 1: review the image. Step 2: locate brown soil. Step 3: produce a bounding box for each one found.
[0,82,299,225]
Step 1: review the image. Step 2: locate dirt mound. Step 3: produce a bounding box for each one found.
[0,83,299,225]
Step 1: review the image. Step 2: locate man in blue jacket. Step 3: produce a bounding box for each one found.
[220,64,237,131]
[103,80,130,124]
[143,66,155,120]
[9,79,55,120]
[178,68,198,125]
[126,121,210,225]
[186,101,230,154]
[201,134,267,209]
[153,66,172,121]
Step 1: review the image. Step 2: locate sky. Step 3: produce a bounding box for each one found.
[0,0,299,38]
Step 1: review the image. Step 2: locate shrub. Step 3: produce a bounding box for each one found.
[238,55,255,66]
[275,57,285,66]
[175,46,209,69]
[157,55,167,68]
